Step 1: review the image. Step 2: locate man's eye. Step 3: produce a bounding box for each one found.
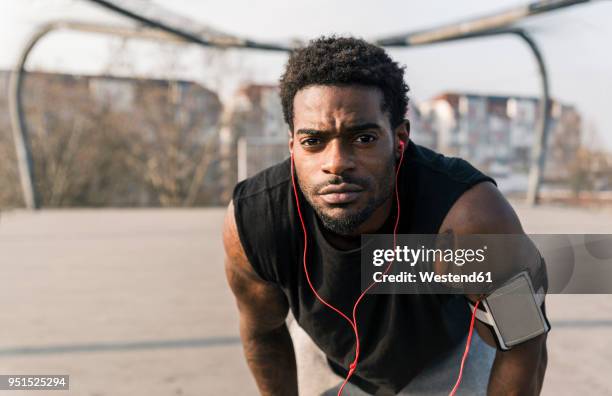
[301,138,321,146]
[355,134,377,144]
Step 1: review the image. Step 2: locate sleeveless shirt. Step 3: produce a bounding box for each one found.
[232,140,497,394]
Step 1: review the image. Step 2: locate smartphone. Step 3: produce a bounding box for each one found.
[469,271,550,350]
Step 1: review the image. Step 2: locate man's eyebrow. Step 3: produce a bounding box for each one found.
[344,123,383,132]
[295,123,382,136]
[295,129,324,136]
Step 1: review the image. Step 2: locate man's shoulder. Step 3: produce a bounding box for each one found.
[230,158,295,284]
[400,141,500,234]
[440,181,523,234]
[233,157,292,202]
[406,141,497,188]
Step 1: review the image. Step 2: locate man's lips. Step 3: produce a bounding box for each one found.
[318,183,364,204]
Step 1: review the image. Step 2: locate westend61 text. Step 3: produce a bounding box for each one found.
[373,271,493,284]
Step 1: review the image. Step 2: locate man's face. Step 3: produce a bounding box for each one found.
[290,85,405,236]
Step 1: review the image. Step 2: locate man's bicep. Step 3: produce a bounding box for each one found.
[440,182,525,347]
[223,200,289,332]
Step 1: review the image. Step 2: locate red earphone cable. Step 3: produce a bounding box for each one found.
[290,143,478,396]
[449,299,480,396]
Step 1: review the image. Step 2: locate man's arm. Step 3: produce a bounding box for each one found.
[440,181,548,396]
[223,200,298,396]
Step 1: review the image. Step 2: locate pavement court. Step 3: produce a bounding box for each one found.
[0,202,611,395]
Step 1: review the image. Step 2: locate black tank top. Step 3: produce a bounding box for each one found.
[232,140,496,394]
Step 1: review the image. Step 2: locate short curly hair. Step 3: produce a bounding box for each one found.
[279,36,409,131]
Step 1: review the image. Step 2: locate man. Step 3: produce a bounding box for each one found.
[223,36,547,395]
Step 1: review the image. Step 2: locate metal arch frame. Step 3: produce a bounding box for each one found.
[10,0,592,208]
[5,24,553,209]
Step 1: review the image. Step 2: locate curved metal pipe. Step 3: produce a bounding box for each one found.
[379,28,551,205]
[8,24,60,209]
[514,30,551,206]
[8,21,185,209]
[87,0,292,52]
[8,20,256,209]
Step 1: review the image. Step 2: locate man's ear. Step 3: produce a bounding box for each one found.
[288,130,294,157]
[394,120,410,160]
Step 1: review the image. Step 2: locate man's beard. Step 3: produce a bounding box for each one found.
[315,197,388,236]
[299,157,396,236]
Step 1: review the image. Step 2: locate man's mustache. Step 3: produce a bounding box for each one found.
[314,175,371,194]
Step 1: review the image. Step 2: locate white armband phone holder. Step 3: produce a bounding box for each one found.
[467,270,550,351]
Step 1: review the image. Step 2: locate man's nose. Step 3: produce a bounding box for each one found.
[321,139,355,175]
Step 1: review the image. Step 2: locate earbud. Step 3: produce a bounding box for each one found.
[396,140,405,165]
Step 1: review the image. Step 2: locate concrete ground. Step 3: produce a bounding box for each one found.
[0,202,610,395]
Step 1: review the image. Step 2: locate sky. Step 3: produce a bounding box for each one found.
[1,0,611,149]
